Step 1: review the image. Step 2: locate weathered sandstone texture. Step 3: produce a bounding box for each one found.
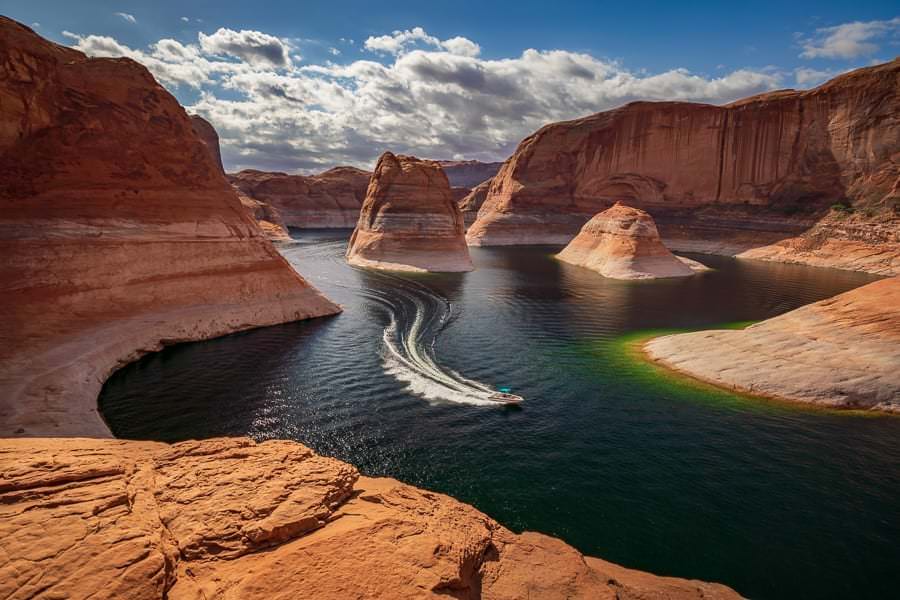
[189,114,224,173]
[467,61,900,274]
[0,17,339,437]
[645,277,900,413]
[437,159,503,188]
[459,178,493,228]
[230,166,371,228]
[237,190,291,241]
[0,436,742,600]
[347,152,473,272]
[557,204,707,279]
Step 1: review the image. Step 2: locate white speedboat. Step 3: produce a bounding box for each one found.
[488,391,524,405]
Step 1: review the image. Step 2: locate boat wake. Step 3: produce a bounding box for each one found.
[282,237,517,407]
[362,272,504,406]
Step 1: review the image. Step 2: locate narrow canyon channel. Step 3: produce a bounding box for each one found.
[100,229,900,600]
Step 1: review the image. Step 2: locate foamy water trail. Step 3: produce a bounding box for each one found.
[284,238,512,406]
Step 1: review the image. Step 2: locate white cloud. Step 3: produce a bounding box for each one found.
[181,17,190,23]
[199,27,293,67]
[114,12,136,24]
[31,22,40,28]
[799,17,900,59]
[794,67,839,87]
[329,47,341,56]
[61,25,786,173]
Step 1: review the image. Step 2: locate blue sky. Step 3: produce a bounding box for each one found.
[5,1,898,172]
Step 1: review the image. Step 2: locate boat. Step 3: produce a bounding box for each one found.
[489,391,524,404]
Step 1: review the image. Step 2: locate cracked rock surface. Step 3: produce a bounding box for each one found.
[0,437,741,599]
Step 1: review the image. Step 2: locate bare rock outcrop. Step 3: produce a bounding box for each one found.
[230,166,371,228]
[347,152,473,272]
[189,114,224,173]
[0,17,339,437]
[645,277,900,413]
[436,159,503,188]
[0,436,742,600]
[237,190,292,241]
[467,61,900,274]
[557,204,707,279]
[459,178,493,228]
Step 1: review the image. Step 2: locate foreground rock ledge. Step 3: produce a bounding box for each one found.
[0,436,741,600]
[557,203,707,279]
[644,277,900,413]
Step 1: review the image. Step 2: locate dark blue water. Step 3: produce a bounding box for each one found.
[100,230,899,600]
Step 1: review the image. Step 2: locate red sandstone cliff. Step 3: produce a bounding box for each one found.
[467,61,899,274]
[347,152,473,272]
[0,17,339,437]
[230,166,371,228]
[459,178,494,228]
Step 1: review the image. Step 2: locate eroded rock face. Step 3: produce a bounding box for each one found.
[0,17,339,437]
[459,178,493,228]
[237,190,291,241]
[0,437,742,600]
[645,277,900,413]
[557,203,707,279]
[467,61,900,274]
[347,152,473,272]
[436,159,503,188]
[189,114,224,173]
[230,166,371,228]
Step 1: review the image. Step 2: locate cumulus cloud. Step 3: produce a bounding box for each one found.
[794,67,841,87]
[114,12,136,24]
[181,17,190,23]
[364,27,480,57]
[799,17,900,59]
[199,27,293,67]
[62,25,785,172]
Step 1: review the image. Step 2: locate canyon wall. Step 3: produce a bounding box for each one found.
[460,178,493,228]
[189,114,224,173]
[230,166,371,228]
[467,60,899,274]
[0,17,340,437]
[645,276,900,413]
[347,152,473,272]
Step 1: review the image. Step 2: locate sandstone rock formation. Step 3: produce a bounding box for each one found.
[645,277,900,413]
[459,178,493,228]
[0,436,742,599]
[347,152,473,272]
[467,61,900,275]
[230,166,371,228]
[237,190,291,241]
[189,114,224,173]
[437,159,503,188]
[557,204,707,279]
[0,17,339,437]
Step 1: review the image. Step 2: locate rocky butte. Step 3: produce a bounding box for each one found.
[230,166,371,228]
[645,276,900,413]
[0,18,740,598]
[189,114,224,173]
[467,60,900,275]
[347,152,474,272]
[557,203,707,279]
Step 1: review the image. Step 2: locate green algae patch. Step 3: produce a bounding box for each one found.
[574,322,883,417]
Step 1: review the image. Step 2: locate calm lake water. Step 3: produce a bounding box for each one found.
[100,229,899,600]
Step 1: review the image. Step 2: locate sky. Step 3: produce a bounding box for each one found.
[5,1,898,173]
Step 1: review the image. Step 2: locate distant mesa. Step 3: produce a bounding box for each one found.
[557,203,707,279]
[230,166,371,228]
[346,152,473,272]
[436,159,503,188]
